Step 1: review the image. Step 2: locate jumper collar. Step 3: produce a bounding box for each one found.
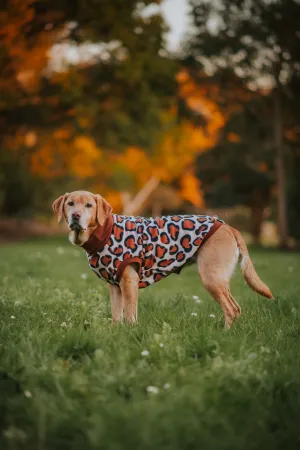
[82,214,114,255]
[202,220,223,246]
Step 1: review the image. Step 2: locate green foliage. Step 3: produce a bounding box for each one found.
[287,153,300,241]
[286,73,300,240]
[188,0,300,84]
[196,97,274,208]
[195,96,275,240]
[0,238,300,449]
[0,148,32,216]
[186,0,300,242]
[60,50,177,151]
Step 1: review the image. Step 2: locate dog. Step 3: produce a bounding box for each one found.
[52,190,273,328]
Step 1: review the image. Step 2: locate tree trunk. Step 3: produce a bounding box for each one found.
[250,205,265,246]
[151,202,162,218]
[249,187,271,246]
[122,176,160,216]
[120,192,132,213]
[274,85,288,248]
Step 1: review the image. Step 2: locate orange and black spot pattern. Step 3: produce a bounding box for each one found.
[86,214,224,289]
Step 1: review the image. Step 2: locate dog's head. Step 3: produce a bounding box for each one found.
[52,190,112,245]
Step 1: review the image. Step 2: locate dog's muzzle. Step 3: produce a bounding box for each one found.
[70,220,84,232]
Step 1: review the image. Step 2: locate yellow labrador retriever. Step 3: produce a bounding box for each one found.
[53,190,273,328]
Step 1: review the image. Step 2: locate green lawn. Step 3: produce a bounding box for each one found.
[1,237,300,450]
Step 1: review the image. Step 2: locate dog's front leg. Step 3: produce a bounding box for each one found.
[119,265,139,324]
[109,284,124,323]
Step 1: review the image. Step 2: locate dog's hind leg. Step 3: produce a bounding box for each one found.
[196,225,242,328]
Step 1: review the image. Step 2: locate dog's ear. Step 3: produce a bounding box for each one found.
[94,194,113,226]
[52,193,69,223]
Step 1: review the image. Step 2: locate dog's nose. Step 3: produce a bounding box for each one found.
[72,212,81,220]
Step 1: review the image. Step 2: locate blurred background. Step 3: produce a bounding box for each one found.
[0,0,299,248]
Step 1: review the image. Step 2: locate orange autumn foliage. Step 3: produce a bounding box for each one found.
[259,162,269,173]
[71,136,102,178]
[113,71,224,191]
[152,119,216,182]
[177,70,225,134]
[99,190,123,212]
[30,140,68,178]
[83,73,224,207]
[25,68,224,211]
[227,132,241,143]
[30,135,102,179]
[179,172,204,207]
[0,0,60,93]
[118,147,153,185]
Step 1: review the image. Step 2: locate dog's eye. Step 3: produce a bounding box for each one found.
[86,203,93,208]
[68,201,74,206]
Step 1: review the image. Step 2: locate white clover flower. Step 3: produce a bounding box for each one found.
[81,274,87,280]
[163,383,170,389]
[191,312,198,317]
[209,314,215,318]
[56,246,64,255]
[159,343,164,348]
[192,295,199,300]
[60,322,67,327]
[141,350,149,357]
[195,298,202,304]
[24,390,32,398]
[4,427,27,441]
[94,349,104,359]
[146,386,159,394]
[10,316,15,320]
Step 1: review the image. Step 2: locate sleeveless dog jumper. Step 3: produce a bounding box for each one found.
[82,214,224,289]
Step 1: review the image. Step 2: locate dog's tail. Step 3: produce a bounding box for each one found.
[231,227,274,299]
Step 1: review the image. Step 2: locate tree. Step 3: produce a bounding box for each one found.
[285,72,300,243]
[187,0,300,247]
[110,76,224,216]
[196,96,274,243]
[0,0,177,215]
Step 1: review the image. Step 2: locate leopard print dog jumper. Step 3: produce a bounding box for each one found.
[82,214,224,289]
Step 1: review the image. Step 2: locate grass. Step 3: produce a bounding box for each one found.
[0,237,300,450]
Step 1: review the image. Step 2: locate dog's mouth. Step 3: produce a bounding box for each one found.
[69,222,86,232]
